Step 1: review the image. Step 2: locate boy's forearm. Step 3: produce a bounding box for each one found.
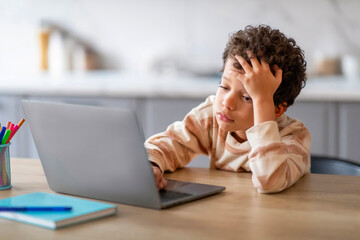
[253,98,276,125]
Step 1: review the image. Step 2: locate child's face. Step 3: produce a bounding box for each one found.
[215,58,254,134]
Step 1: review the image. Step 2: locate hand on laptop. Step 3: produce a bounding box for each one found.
[151,164,167,190]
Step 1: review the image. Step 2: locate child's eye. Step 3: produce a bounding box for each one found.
[242,96,252,102]
[219,85,228,90]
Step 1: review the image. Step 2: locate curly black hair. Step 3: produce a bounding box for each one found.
[222,25,307,107]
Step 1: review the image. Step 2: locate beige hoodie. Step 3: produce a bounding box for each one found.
[145,95,311,193]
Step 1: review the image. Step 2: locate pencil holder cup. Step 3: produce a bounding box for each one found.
[0,143,11,190]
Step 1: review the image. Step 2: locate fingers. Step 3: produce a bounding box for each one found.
[159,177,167,189]
[235,51,261,72]
[236,51,274,73]
[152,165,167,190]
[246,51,261,70]
[235,52,281,82]
[235,55,252,73]
[260,59,270,71]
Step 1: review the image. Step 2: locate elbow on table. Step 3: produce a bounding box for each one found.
[256,185,286,194]
[251,159,307,193]
[252,175,288,194]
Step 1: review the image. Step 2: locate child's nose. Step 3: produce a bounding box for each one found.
[222,93,236,111]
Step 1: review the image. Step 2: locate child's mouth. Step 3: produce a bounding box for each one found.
[217,113,234,122]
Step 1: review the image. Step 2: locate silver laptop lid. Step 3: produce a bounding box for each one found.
[22,100,162,209]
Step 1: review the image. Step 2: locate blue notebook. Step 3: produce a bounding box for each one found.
[0,192,117,229]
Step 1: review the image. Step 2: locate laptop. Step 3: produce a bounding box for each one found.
[22,100,225,209]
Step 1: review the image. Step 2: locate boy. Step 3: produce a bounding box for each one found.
[145,25,311,193]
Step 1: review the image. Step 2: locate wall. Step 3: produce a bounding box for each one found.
[0,0,359,76]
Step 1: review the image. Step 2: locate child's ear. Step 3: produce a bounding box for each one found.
[275,103,287,118]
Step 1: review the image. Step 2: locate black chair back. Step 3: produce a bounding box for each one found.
[311,155,360,176]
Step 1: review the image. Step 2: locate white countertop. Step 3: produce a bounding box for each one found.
[1,71,360,101]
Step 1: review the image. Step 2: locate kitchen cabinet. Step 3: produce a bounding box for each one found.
[338,103,360,163]
[144,98,204,138]
[286,102,338,156]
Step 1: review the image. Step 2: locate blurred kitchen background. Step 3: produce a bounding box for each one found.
[1,0,360,165]
[1,0,359,77]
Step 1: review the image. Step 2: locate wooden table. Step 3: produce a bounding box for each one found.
[1,158,359,240]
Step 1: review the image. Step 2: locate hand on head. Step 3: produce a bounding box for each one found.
[233,51,282,104]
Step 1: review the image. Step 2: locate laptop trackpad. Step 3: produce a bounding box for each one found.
[158,180,193,202]
[160,179,225,207]
[165,179,190,190]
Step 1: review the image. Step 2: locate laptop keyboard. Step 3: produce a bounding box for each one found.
[159,190,192,202]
